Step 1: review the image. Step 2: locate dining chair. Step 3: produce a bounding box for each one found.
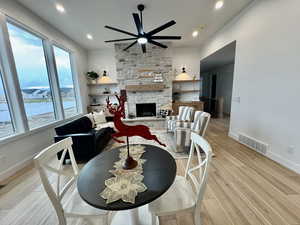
[34,137,111,225]
[149,132,213,225]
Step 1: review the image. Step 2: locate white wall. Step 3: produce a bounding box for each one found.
[199,0,300,173]
[0,0,88,181]
[88,48,117,81]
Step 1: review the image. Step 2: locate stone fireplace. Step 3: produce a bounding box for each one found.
[115,43,173,117]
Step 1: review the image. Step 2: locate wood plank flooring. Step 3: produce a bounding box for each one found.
[1,118,300,225]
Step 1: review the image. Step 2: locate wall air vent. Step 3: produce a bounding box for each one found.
[238,133,268,155]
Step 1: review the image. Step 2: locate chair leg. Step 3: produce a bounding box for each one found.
[151,213,158,225]
[103,215,109,225]
[193,211,201,225]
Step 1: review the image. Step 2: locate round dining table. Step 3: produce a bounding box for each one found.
[77,144,177,225]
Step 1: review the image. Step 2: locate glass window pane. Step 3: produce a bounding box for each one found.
[0,71,14,138]
[7,23,56,129]
[53,46,78,118]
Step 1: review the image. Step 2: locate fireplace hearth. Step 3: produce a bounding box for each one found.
[136,103,156,117]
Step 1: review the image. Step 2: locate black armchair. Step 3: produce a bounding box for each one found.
[54,116,114,162]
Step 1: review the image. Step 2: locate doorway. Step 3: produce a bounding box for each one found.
[200,41,236,122]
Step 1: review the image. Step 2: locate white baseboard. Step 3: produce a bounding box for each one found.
[228,131,300,174]
[228,131,239,141]
[267,152,300,174]
[0,154,34,183]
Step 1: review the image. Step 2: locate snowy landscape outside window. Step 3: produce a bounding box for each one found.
[53,46,78,118]
[7,23,56,129]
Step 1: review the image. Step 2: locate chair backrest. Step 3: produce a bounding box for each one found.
[185,107,195,122]
[191,111,211,136]
[184,132,212,208]
[34,137,78,225]
[178,106,194,122]
[177,106,188,120]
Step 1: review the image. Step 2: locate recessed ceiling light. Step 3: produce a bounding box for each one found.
[192,30,199,38]
[55,3,65,13]
[215,0,224,10]
[86,34,93,40]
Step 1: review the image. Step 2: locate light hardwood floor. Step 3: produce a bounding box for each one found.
[1,118,300,225]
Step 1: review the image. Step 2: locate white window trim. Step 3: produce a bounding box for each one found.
[52,44,82,116]
[0,13,83,143]
[0,113,83,147]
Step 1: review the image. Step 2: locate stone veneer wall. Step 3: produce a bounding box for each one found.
[115,43,173,117]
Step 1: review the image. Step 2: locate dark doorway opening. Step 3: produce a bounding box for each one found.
[200,41,236,120]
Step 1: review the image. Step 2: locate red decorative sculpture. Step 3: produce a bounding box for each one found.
[106,95,166,147]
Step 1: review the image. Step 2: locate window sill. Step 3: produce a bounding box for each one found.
[0,113,83,147]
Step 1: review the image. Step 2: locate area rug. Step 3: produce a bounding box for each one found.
[104,130,189,159]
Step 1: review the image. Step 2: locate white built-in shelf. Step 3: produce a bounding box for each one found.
[173,89,201,93]
[172,79,200,83]
[88,82,118,86]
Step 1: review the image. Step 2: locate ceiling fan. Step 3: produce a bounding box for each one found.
[104,4,181,53]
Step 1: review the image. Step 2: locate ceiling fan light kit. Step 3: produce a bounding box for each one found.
[104,4,181,53]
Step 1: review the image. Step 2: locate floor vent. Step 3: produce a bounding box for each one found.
[238,133,268,155]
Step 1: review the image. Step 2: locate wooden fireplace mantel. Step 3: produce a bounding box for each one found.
[125,84,166,92]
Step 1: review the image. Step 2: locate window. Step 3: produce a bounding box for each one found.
[0,16,82,142]
[7,23,56,129]
[0,71,14,138]
[53,46,78,118]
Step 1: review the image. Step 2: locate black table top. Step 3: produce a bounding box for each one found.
[77,144,177,211]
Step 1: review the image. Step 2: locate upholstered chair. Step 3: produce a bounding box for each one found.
[166,106,195,132]
[174,111,211,153]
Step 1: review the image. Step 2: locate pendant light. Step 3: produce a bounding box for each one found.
[175,67,192,80]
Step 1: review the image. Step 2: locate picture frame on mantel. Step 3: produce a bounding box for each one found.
[138,69,155,79]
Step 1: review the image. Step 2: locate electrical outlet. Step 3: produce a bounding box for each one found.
[287,146,295,154]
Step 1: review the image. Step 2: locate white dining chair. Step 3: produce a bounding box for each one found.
[149,132,213,225]
[34,137,111,225]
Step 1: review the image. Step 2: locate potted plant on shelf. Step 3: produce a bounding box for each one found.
[86,71,99,84]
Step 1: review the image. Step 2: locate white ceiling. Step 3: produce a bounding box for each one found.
[17,0,253,50]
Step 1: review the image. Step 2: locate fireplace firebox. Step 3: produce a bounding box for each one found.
[136,103,156,117]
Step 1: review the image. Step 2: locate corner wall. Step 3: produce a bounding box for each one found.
[0,0,88,181]
[199,0,300,173]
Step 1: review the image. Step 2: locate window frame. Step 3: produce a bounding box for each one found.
[0,58,15,137]
[7,21,59,129]
[0,13,83,144]
[52,44,81,117]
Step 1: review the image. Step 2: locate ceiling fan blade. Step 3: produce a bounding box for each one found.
[133,13,143,35]
[105,25,138,37]
[151,36,181,40]
[148,40,168,48]
[141,44,146,53]
[123,41,137,51]
[147,20,176,36]
[105,38,137,43]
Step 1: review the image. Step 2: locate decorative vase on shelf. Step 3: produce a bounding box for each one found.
[90,79,97,84]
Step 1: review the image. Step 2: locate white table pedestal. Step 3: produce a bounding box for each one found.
[110,205,158,225]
